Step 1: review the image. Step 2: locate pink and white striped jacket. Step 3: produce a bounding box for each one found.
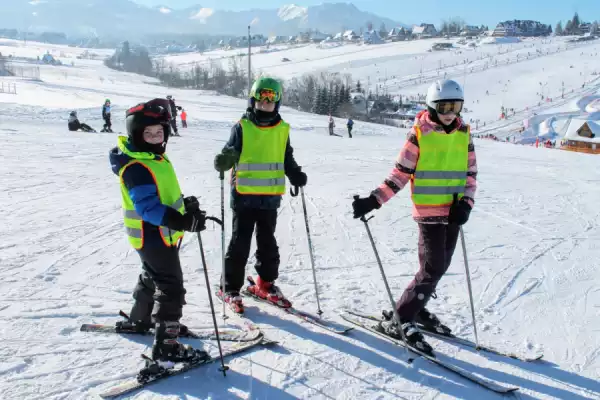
[372,110,478,224]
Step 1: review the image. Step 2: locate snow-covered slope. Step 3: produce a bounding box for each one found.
[165,35,600,128]
[1,39,600,400]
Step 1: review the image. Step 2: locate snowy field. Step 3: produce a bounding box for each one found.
[164,36,600,128]
[1,40,600,399]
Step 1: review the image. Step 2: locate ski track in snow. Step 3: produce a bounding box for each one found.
[1,37,600,399]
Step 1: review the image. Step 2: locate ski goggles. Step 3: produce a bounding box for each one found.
[254,88,280,103]
[434,100,463,115]
[126,98,171,121]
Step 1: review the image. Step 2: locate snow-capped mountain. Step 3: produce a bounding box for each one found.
[0,1,406,38]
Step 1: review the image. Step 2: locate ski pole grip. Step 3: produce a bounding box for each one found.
[290,186,299,197]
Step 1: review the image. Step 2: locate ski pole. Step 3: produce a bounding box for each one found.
[197,223,229,376]
[291,186,323,316]
[219,171,227,320]
[459,226,480,349]
[354,196,411,358]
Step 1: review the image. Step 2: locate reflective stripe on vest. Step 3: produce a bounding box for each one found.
[236,119,289,195]
[116,136,185,249]
[123,196,184,242]
[411,125,470,206]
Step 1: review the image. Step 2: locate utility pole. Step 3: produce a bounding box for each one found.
[247,25,252,94]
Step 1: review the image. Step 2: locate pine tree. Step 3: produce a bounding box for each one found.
[555,21,563,36]
[356,80,362,93]
[565,20,573,34]
[311,86,322,113]
[572,13,580,31]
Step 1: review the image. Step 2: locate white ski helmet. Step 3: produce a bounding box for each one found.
[426,79,464,109]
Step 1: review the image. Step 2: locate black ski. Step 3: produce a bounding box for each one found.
[80,323,261,342]
[340,311,519,394]
[80,310,261,342]
[343,309,543,362]
[242,277,352,335]
[99,334,277,398]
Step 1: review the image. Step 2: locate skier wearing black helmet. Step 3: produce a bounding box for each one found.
[108,98,209,365]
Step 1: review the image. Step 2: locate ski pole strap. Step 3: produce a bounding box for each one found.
[290,186,299,197]
[206,216,224,226]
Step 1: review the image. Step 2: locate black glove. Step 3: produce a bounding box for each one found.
[214,148,238,172]
[288,167,307,187]
[352,194,381,219]
[183,196,199,212]
[448,193,472,226]
[163,208,206,232]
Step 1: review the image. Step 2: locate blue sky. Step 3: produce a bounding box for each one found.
[134,0,599,27]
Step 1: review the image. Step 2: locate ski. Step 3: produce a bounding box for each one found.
[242,277,353,335]
[80,323,261,342]
[340,312,519,394]
[343,309,543,362]
[80,310,261,342]
[98,334,277,399]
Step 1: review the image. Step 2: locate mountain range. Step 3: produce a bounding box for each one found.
[2,1,406,38]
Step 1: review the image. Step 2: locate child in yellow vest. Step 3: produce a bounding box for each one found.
[213,77,306,314]
[352,80,478,355]
[109,98,208,366]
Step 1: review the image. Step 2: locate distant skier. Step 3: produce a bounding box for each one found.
[346,117,354,138]
[166,95,179,136]
[180,108,187,128]
[213,77,307,314]
[101,99,113,133]
[352,79,478,355]
[68,111,95,132]
[109,98,208,366]
[328,115,336,136]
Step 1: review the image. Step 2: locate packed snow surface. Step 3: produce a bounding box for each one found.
[0,38,600,400]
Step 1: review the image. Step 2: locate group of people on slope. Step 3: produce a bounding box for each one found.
[328,115,354,138]
[68,97,187,134]
[107,76,476,367]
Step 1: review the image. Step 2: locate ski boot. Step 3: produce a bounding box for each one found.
[415,307,452,336]
[217,289,244,314]
[246,276,292,308]
[151,321,209,368]
[378,311,433,356]
[115,319,153,333]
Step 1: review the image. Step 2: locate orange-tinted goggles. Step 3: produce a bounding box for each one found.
[435,100,463,115]
[255,88,280,103]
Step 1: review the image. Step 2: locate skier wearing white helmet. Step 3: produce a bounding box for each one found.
[351,79,478,355]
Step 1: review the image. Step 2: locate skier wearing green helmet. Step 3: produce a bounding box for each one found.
[214,76,307,314]
[101,98,113,132]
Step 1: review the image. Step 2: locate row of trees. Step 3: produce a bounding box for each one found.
[104,40,368,118]
[104,41,153,76]
[284,73,357,116]
[555,13,599,36]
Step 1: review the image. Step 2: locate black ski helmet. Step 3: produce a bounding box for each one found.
[125,98,172,154]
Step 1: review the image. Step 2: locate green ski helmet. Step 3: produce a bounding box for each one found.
[249,76,283,112]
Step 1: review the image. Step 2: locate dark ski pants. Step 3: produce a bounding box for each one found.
[396,223,460,320]
[347,127,353,138]
[181,120,187,128]
[170,118,178,135]
[223,208,279,293]
[130,245,186,323]
[103,117,112,131]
